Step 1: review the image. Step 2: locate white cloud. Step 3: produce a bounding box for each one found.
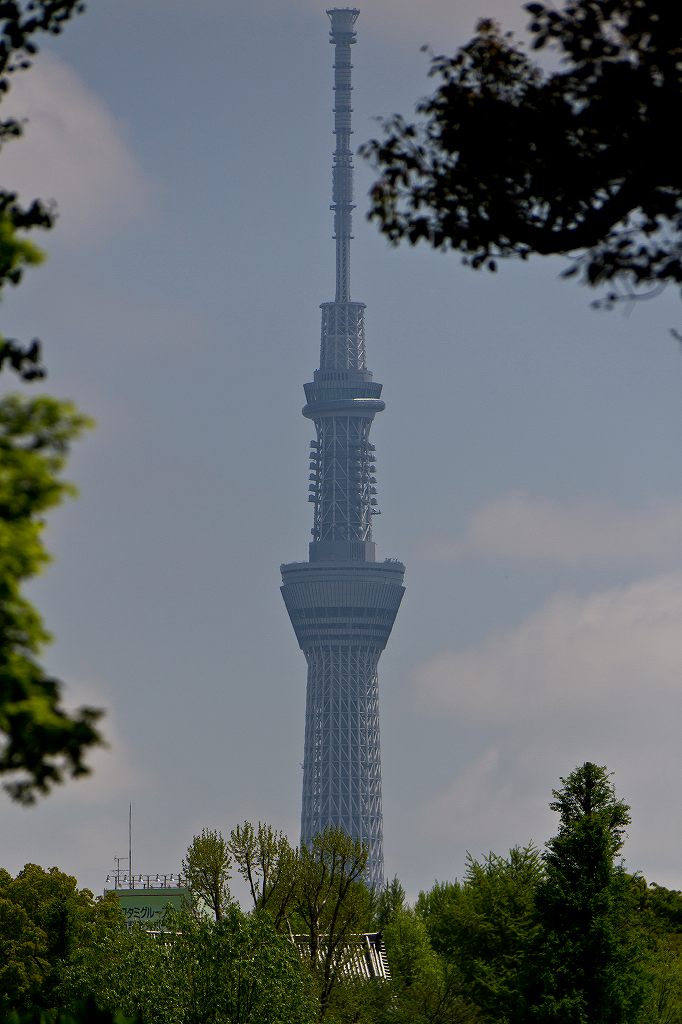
[424,492,682,566]
[48,675,153,807]
[417,572,682,719]
[413,573,682,885]
[0,53,153,244]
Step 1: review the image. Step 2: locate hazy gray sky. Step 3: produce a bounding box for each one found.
[2,0,681,899]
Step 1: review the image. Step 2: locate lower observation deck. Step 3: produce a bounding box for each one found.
[281,559,405,650]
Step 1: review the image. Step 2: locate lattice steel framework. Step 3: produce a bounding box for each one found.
[302,645,382,838]
[281,8,404,892]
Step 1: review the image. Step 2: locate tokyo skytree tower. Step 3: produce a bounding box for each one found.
[280,7,405,890]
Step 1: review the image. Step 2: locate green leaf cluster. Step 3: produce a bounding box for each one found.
[0,1,87,379]
[62,905,317,1024]
[417,846,542,1024]
[183,822,375,1017]
[0,4,103,802]
[364,0,682,307]
[528,764,645,1023]
[0,395,101,803]
[0,1002,139,1024]
[0,864,121,1013]
[5,779,682,1024]
[182,827,231,922]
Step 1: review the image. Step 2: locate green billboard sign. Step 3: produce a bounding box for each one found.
[110,887,190,927]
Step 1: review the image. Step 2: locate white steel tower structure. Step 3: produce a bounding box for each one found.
[281,8,405,890]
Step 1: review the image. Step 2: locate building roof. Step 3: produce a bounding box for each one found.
[291,931,391,981]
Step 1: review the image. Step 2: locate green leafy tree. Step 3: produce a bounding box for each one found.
[527,762,645,1023]
[0,6,106,804]
[634,881,682,1024]
[374,875,406,930]
[60,919,180,1024]
[293,827,373,1017]
[316,872,478,1024]
[384,903,443,987]
[638,882,682,953]
[637,948,682,1024]
[455,847,542,1023]
[0,1002,140,1024]
[0,895,49,1011]
[415,879,462,954]
[417,846,542,1023]
[182,827,231,922]
[0,3,114,809]
[229,820,298,927]
[0,863,121,1012]
[63,905,317,1024]
[171,908,316,1024]
[0,222,44,379]
[0,396,101,803]
[0,1,87,380]
[382,907,480,1024]
[364,1,682,308]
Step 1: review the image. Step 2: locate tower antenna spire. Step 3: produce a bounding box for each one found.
[281,8,405,891]
[327,7,359,303]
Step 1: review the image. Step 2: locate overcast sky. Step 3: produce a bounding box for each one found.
[1,0,681,900]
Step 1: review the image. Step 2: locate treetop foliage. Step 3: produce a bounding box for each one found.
[4,787,682,1023]
[229,821,298,927]
[532,762,644,1023]
[548,761,630,859]
[417,845,543,1023]
[182,827,231,922]
[182,824,375,1018]
[0,395,101,804]
[364,0,682,306]
[0,863,120,1013]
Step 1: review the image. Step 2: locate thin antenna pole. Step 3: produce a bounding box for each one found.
[129,802,132,884]
[327,8,359,303]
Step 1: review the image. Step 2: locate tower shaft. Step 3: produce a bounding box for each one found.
[281,8,404,891]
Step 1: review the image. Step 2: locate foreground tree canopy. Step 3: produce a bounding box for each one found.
[0,863,120,1012]
[0,395,101,803]
[529,763,645,1022]
[2,781,682,1023]
[0,3,102,803]
[0,1,86,380]
[364,1,682,305]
